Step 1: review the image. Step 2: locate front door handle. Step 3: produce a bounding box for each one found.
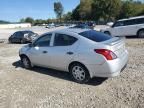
[67,52,74,55]
[43,51,48,54]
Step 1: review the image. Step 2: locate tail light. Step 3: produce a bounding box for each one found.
[94,49,117,60]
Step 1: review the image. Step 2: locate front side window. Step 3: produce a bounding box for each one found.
[54,33,77,46]
[15,32,23,38]
[33,34,52,47]
[112,21,124,27]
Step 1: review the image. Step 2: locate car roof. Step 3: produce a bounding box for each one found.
[54,28,91,34]
[15,30,33,33]
[118,15,144,21]
[22,30,33,33]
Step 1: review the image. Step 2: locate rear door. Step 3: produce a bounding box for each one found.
[49,33,78,71]
[135,18,144,33]
[121,19,137,36]
[16,32,23,42]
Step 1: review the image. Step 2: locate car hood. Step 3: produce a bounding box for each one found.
[100,26,111,31]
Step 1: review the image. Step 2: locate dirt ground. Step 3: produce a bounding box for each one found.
[0,38,144,108]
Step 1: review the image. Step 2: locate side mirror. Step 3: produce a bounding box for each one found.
[28,43,33,47]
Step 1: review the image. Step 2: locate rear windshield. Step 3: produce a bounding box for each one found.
[23,31,34,34]
[79,30,112,42]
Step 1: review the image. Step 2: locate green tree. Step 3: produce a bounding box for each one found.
[63,12,72,21]
[20,18,25,23]
[118,1,134,19]
[91,0,121,21]
[24,17,34,25]
[79,0,93,20]
[72,5,80,20]
[137,9,144,16]
[54,2,64,22]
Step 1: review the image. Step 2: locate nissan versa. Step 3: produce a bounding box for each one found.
[19,28,128,83]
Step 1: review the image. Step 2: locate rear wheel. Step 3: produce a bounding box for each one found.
[138,30,144,38]
[21,56,32,69]
[20,39,26,44]
[70,63,90,83]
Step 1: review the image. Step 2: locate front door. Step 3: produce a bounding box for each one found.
[29,33,53,67]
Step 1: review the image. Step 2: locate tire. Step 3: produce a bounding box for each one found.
[20,39,26,44]
[138,30,144,38]
[21,56,32,69]
[104,31,111,36]
[70,63,90,84]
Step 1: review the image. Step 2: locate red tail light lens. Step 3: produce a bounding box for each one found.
[94,49,117,60]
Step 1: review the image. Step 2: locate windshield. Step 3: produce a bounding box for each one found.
[79,30,112,42]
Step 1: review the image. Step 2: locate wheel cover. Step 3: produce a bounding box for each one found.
[139,31,144,38]
[72,66,86,81]
[21,39,25,43]
[22,58,29,68]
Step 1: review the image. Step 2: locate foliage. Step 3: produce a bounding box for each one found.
[71,0,144,22]
[63,12,72,21]
[54,2,64,21]
[79,0,93,20]
[20,0,144,24]
[23,17,34,25]
[92,0,121,21]
[0,20,10,24]
[72,5,80,20]
[137,9,144,15]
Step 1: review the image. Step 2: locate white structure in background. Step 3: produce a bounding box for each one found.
[0,23,31,29]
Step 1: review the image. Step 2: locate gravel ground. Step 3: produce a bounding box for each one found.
[0,38,144,108]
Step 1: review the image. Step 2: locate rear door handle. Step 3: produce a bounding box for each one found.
[67,52,74,55]
[43,51,48,54]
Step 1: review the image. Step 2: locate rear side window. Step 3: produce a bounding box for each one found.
[79,30,112,42]
[124,19,136,26]
[135,18,144,24]
[54,33,77,46]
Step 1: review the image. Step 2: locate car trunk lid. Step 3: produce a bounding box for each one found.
[101,37,126,57]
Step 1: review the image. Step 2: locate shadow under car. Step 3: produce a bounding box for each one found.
[12,60,108,86]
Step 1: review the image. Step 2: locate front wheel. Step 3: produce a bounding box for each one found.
[138,30,144,38]
[70,63,90,84]
[21,56,32,69]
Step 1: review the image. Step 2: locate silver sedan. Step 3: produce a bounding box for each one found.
[19,28,128,83]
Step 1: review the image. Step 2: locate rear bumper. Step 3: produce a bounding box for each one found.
[86,50,128,78]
